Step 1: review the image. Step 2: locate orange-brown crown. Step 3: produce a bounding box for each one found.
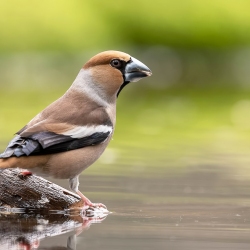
[83,51,131,69]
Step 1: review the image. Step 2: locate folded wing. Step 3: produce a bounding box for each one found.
[0,90,114,158]
[0,124,112,158]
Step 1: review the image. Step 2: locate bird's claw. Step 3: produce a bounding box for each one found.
[85,202,107,209]
[76,191,107,210]
[91,203,107,209]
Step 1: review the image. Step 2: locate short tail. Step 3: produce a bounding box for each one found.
[0,135,23,169]
[0,157,17,169]
[0,154,50,171]
[0,153,22,169]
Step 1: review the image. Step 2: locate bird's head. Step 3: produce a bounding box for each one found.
[83,51,152,98]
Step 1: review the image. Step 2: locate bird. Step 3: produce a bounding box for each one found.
[0,50,152,208]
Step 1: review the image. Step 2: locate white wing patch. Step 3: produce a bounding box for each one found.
[62,125,113,139]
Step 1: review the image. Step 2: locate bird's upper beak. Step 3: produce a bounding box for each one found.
[124,57,152,82]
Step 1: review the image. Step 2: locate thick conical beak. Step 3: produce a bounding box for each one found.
[124,57,152,82]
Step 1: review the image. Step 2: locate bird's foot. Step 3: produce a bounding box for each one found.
[18,170,33,179]
[20,170,33,176]
[77,191,107,209]
[86,202,107,210]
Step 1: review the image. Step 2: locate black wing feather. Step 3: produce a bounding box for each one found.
[0,131,110,158]
[33,131,110,155]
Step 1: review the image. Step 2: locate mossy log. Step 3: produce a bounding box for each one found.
[0,169,83,210]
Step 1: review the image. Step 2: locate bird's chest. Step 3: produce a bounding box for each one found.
[105,105,116,128]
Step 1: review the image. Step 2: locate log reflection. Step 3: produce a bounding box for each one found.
[0,208,109,250]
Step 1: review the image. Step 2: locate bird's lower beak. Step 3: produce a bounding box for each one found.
[124,57,152,82]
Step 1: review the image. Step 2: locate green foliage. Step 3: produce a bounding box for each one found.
[1,1,250,177]
[1,0,250,52]
[1,86,250,176]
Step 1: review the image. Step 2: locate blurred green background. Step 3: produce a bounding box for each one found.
[1,0,250,178]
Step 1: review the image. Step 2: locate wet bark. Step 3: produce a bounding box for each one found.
[0,169,83,210]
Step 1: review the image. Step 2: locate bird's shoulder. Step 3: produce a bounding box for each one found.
[18,90,113,137]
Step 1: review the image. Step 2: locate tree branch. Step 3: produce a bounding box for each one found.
[0,169,83,210]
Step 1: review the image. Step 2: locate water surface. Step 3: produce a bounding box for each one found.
[1,165,250,250]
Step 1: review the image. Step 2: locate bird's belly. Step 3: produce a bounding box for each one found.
[44,142,108,179]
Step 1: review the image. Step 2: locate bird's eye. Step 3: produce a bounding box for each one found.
[110,59,122,68]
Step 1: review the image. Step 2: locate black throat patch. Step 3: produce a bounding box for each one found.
[117,81,130,97]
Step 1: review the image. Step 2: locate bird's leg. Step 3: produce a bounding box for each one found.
[76,191,92,206]
[69,175,106,209]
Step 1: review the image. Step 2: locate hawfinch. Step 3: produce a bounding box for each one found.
[0,51,152,208]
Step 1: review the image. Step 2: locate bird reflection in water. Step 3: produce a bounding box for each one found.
[0,207,109,250]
